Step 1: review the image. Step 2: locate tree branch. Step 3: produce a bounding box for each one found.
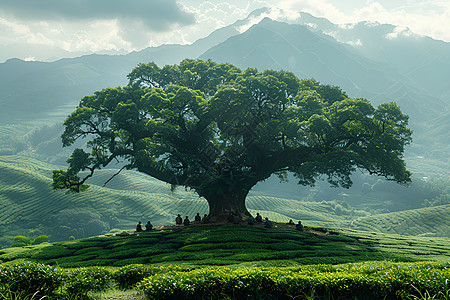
[103,165,128,187]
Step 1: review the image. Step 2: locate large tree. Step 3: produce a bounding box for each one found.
[53,59,412,221]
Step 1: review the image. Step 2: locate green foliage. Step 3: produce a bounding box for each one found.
[136,262,450,299]
[1,260,447,299]
[113,264,190,290]
[11,235,49,247]
[0,261,64,297]
[65,266,112,297]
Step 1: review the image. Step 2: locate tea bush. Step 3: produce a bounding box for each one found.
[113,264,191,290]
[137,262,450,299]
[0,261,64,297]
[65,266,112,297]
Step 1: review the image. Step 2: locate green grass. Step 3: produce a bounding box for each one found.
[1,225,448,268]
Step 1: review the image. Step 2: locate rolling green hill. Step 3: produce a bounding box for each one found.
[349,204,450,237]
[1,155,449,250]
[1,225,449,268]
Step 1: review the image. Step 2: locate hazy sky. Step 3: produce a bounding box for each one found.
[0,0,448,55]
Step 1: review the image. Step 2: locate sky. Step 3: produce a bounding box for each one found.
[0,0,449,60]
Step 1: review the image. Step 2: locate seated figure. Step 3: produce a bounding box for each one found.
[136,221,143,232]
[175,214,182,225]
[255,213,262,223]
[145,221,153,231]
[264,217,273,228]
[195,213,201,222]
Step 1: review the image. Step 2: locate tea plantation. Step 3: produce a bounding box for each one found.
[1,155,449,298]
[0,224,449,299]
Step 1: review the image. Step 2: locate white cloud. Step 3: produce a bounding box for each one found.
[272,0,450,42]
[385,26,417,40]
[278,0,347,23]
[346,39,362,46]
[0,0,449,61]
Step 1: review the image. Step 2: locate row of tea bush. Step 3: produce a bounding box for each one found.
[0,261,448,299]
[0,261,188,298]
[137,261,449,299]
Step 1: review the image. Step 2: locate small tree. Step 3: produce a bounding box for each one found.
[11,234,49,247]
[53,59,412,221]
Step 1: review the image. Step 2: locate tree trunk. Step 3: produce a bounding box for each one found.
[203,188,252,222]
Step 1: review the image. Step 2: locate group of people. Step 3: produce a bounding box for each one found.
[289,219,304,231]
[175,213,208,226]
[135,221,152,232]
[247,214,304,230]
[136,213,304,232]
[246,212,272,228]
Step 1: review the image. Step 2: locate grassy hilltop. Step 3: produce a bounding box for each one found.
[1,224,449,268]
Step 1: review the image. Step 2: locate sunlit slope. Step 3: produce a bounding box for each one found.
[0,157,208,226]
[350,204,450,238]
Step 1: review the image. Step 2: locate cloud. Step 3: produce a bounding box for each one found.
[385,26,416,40]
[0,0,195,32]
[278,0,347,22]
[272,0,450,42]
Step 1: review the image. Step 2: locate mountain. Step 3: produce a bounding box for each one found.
[201,17,447,121]
[0,21,241,126]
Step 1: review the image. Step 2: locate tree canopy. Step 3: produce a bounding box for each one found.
[53,59,412,221]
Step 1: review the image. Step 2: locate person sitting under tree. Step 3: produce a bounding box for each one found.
[202,214,209,223]
[255,213,262,223]
[296,221,304,231]
[194,213,201,222]
[175,214,182,225]
[136,221,143,232]
[145,221,153,231]
[184,216,190,226]
[264,217,273,228]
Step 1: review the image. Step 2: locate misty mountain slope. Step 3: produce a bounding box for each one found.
[0,18,243,126]
[298,14,450,100]
[0,56,129,125]
[201,18,393,96]
[197,17,449,173]
[199,18,446,123]
[127,25,240,66]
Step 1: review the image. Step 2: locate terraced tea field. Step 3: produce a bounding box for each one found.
[349,204,450,237]
[1,225,449,268]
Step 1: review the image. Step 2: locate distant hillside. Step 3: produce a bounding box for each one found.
[349,204,450,238]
